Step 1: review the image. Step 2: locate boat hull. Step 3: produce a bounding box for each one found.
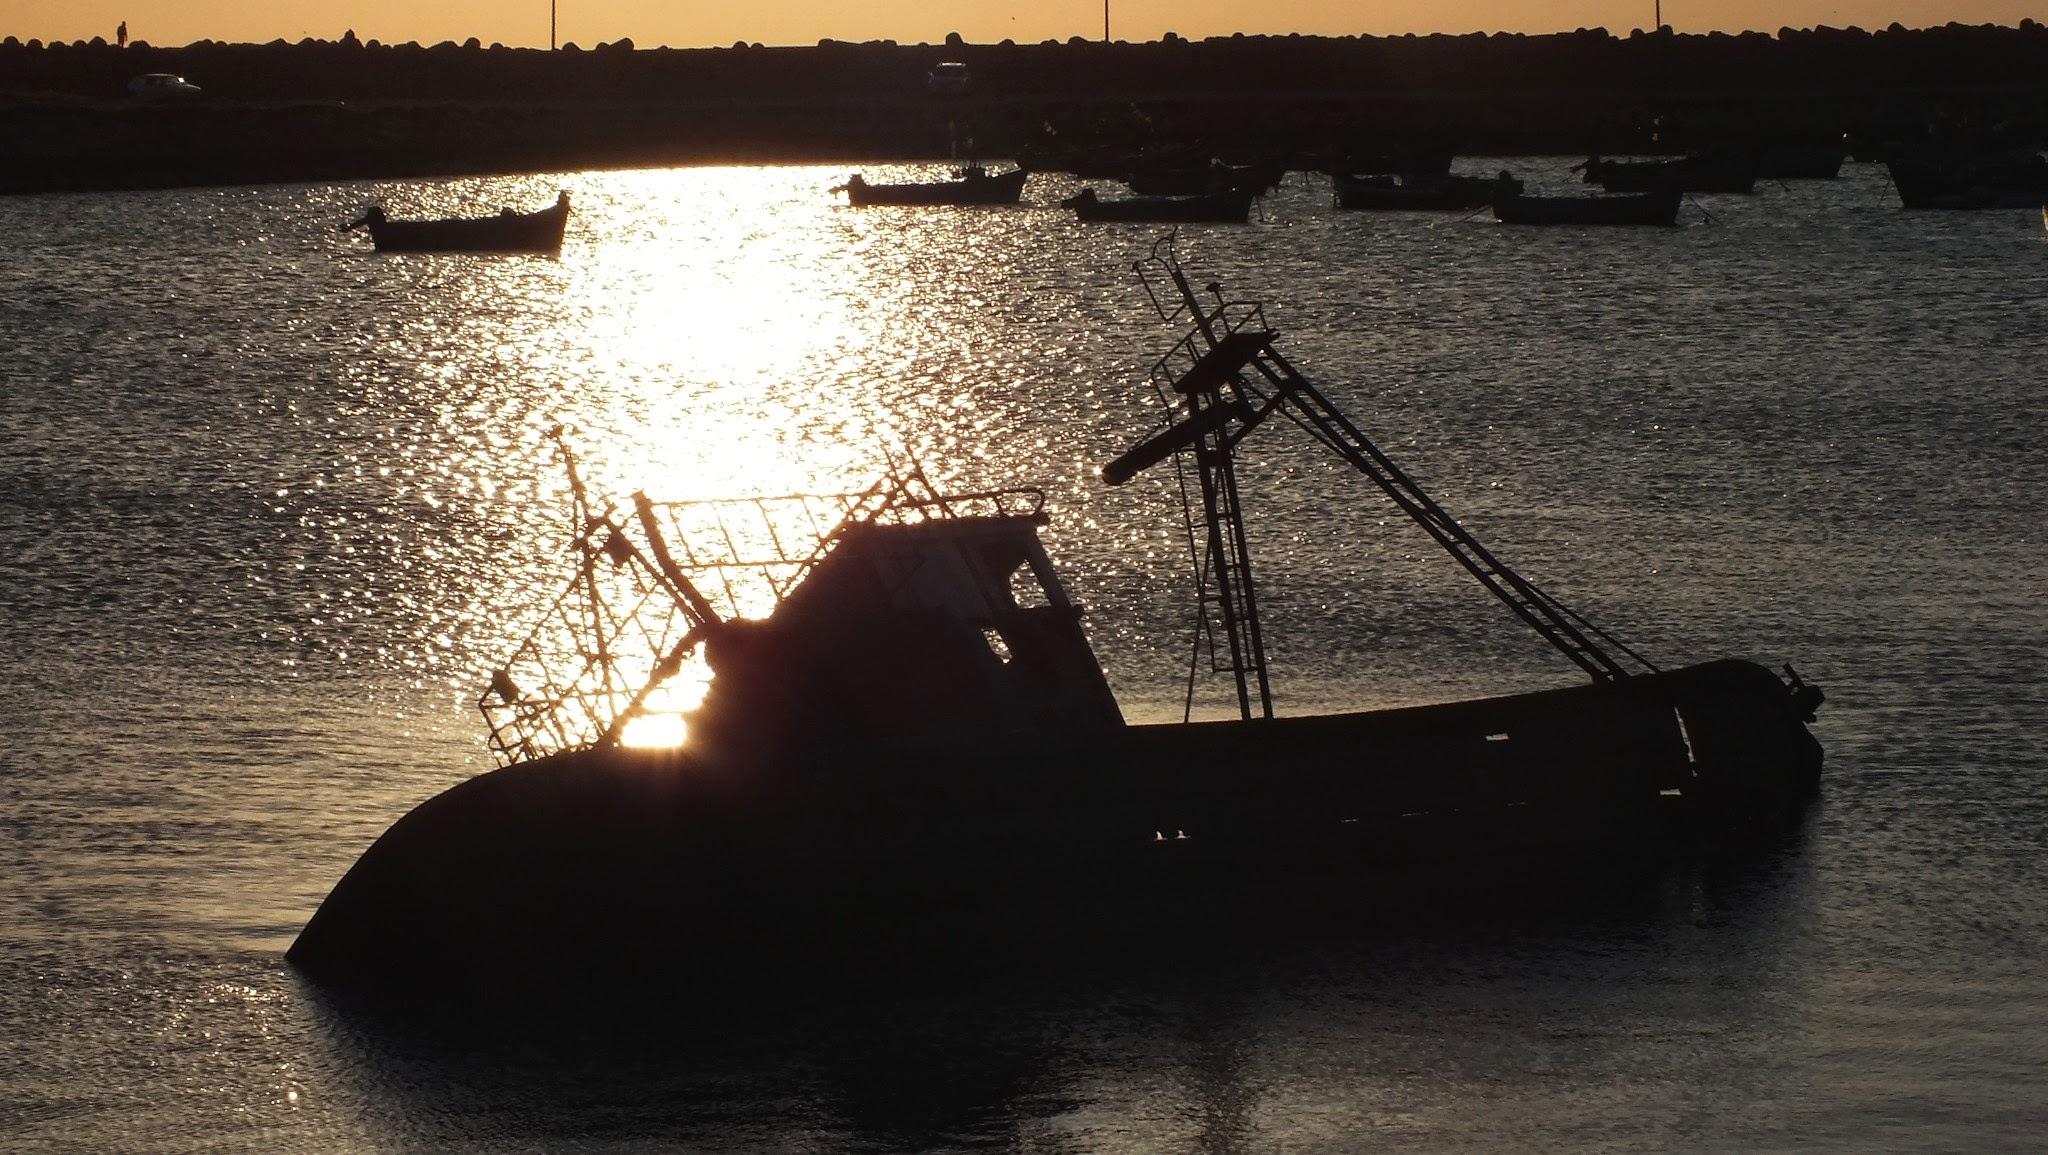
[844,168,1028,206]
[1584,156,1758,194]
[364,202,569,253]
[1885,155,2048,209]
[1063,190,1254,222]
[1125,160,1284,197]
[1494,190,1682,226]
[1333,173,1518,211]
[289,659,1820,994]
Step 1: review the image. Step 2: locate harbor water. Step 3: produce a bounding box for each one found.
[2,161,2044,1151]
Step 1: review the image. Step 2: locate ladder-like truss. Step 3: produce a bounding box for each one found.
[478,434,1043,767]
[1106,237,1657,720]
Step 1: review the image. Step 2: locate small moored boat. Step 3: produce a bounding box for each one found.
[835,165,1029,206]
[1061,187,1254,223]
[1334,171,1521,211]
[1125,157,1286,198]
[1316,149,1455,179]
[1580,154,1757,195]
[346,192,571,253]
[1885,152,2048,209]
[1493,190,1682,227]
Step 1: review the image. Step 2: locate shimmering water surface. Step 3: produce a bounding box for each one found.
[2,163,2044,1151]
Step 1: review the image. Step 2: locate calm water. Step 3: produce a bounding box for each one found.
[2,162,2044,1152]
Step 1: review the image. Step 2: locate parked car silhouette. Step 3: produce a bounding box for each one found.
[926,62,970,96]
[128,73,202,98]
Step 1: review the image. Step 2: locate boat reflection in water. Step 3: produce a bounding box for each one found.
[288,242,1823,1000]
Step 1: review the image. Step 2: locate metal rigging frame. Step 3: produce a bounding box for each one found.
[1104,237,1656,722]
[478,430,1046,767]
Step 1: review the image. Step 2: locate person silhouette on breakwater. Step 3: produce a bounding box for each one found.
[116,21,127,47]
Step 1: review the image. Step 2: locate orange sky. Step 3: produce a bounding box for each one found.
[11,0,2039,49]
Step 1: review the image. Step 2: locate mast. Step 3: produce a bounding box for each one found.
[1106,241,1650,714]
[1112,255,1274,720]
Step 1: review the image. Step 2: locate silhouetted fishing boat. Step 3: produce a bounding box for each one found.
[1885,153,2048,209]
[835,164,1029,206]
[1493,189,1682,226]
[346,192,570,253]
[1061,187,1254,223]
[1334,171,1521,211]
[1125,158,1286,198]
[1580,154,1757,195]
[289,244,1823,996]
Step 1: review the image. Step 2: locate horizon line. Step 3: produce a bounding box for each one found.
[6,17,2045,53]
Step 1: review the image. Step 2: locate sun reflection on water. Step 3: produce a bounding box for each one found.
[404,166,1038,752]
[535,167,908,504]
[211,163,1336,740]
[384,169,888,702]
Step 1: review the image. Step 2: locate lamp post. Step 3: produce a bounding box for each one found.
[551,0,557,49]
[1103,0,1110,43]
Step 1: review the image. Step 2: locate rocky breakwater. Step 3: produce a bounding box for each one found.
[4,23,2045,195]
